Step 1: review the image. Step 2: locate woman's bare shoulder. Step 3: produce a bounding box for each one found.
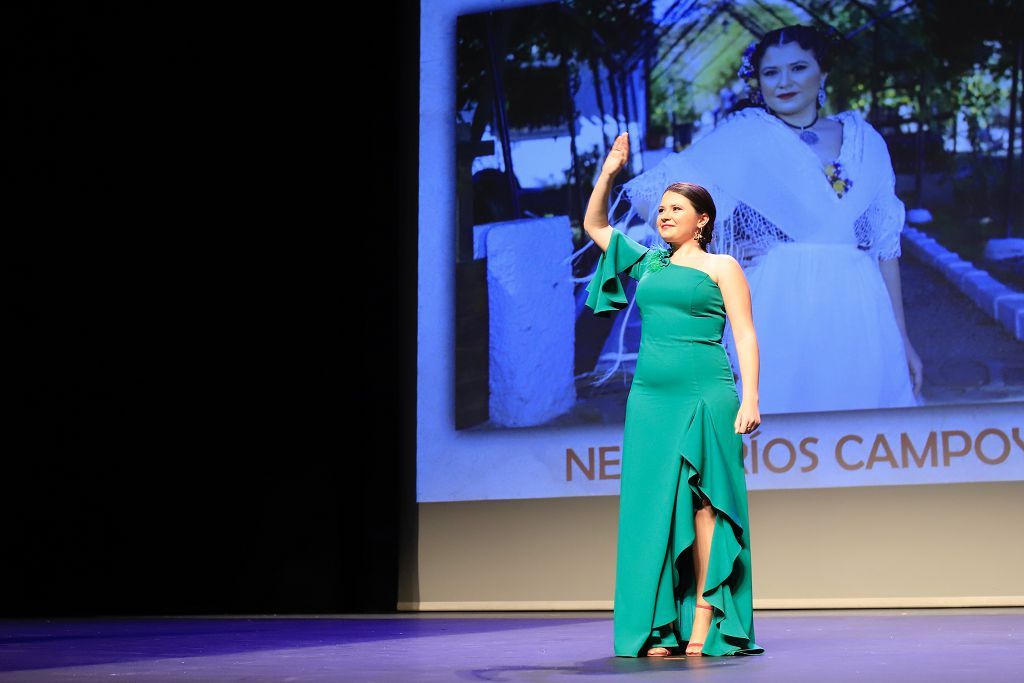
[710,253,743,282]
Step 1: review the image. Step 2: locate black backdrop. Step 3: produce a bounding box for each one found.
[5,2,417,616]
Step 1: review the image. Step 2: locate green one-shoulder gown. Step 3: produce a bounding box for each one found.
[585,228,764,658]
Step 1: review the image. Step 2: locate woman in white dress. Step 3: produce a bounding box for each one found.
[605,24,922,415]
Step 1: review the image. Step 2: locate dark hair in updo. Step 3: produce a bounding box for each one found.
[664,182,716,253]
[750,24,840,76]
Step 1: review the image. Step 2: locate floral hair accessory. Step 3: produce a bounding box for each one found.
[737,39,765,107]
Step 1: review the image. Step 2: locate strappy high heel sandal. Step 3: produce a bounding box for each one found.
[685,603,714,656]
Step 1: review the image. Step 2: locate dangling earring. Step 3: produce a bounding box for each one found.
[817,81,827,108]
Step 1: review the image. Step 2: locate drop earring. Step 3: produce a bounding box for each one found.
[818,81,827,108]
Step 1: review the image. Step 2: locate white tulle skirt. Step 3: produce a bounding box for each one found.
[726,241,920,415]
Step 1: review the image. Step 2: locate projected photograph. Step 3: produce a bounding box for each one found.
[421,0,1023,503]
[452,0,1024,432]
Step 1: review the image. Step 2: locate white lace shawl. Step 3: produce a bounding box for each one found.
[608,106,906,266]
[583,107,906,385]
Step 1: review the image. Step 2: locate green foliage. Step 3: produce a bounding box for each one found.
[565,145,604,199]
[648,77,695,136]
[456,1,655,132]
[459,0,1022,231]
[957,50,1008,157]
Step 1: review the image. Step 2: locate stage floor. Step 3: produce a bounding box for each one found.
[1,608,1021,681]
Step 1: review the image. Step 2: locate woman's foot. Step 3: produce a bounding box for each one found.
[646,646,672,657]
[685,602,714,656]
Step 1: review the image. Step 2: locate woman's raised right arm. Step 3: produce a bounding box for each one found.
[583,132,630,252]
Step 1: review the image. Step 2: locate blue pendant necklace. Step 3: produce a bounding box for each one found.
[776,110,819,145]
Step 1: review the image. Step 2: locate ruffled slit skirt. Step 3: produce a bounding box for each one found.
[614,341,764,657]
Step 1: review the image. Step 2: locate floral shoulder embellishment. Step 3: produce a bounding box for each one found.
[825,160,853,198]
[644,248,672,274]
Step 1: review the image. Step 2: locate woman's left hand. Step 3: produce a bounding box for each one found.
[904,338,923,396]
[735,400,761,434]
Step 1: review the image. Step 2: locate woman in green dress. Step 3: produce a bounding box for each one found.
[583,132,765,658]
